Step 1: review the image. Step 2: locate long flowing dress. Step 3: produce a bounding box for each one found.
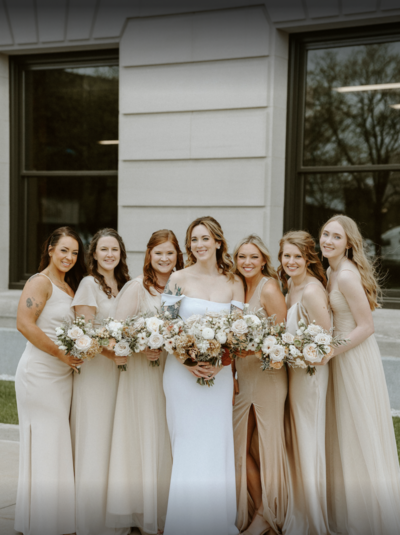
[106,277,172,534]
[70,275,126,535]
[162,294,242,535]
[326,289,400,535]
[15,273,76,535]
[233,277,288,533]
[283,283,332,535]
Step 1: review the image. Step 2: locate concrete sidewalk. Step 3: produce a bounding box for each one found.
[0,436,19,535]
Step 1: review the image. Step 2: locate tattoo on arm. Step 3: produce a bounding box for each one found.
[26,298,33,308]
[161,277,182,319]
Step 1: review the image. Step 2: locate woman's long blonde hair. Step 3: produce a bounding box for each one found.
[185,216,234,281]
[233,235,278,291]
[320,215,381,310]
[278,231,327,290]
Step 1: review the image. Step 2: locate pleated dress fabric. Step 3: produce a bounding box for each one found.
[70,276,126,535]
[14,273,76,535]
[326,288,400,535]
[106,277,172,535]
[283,283,332,535]
[233,277,289,534]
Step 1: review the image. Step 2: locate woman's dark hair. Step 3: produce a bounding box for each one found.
[88,228,131,298]
[38,226,86,293]
[143,229,184,295]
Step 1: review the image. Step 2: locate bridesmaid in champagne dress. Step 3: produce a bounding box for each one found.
[14,227,86,535]
[232,235,288,535]
[161,217,244,535]
[70,229,131,535]
[319,214,400,535]
[106,230,184,534]
[278,231,333,535]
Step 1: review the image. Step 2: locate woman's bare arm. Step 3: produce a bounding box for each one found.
[260,279,287,324]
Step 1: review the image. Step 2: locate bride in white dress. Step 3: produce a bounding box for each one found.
[161,216,244,535]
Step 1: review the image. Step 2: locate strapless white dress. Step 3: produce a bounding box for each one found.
[162,295,241,535]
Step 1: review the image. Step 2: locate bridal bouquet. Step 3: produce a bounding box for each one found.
[55,315,101,373]
[257,321,293,371]
[283,319,348,376]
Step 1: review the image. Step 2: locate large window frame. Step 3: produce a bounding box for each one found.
[285,23,400,308]
[9,50,119,289]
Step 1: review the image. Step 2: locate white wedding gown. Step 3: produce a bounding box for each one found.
[162,294,241,535]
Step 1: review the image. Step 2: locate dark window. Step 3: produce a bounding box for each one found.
[10,51,118,288]
[286,24,400,306]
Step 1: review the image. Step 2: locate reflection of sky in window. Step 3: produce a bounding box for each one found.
[64,66,118,79]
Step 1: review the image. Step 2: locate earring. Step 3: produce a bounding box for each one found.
[345,248,349,258]
[262,265,265,270]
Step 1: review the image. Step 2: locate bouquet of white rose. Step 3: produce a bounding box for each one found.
[55,315,101,373]
[93,318,128,371]
[258,321,293,371]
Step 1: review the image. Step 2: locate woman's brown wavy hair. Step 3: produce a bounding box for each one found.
[277,230,327,290]
[88,228,130,298]
[143,229,184,295]
[38,226,86,293]
[185,216,234,281]
[320,215,381,310]
[233,234,278,292]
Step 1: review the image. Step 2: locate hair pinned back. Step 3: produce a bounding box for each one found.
[320,214,381,310]
[278,230,327,291]
[88,228,130,298]
[143,229,184,295]
[185,216,234,281]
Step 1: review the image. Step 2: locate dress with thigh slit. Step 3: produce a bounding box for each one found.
[15,273,76,535]
[233,277,289,533]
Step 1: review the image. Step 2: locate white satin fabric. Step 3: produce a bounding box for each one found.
[162,295,241,535]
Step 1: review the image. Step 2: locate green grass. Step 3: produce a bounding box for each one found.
[0,380,19,424]
[0,379,400,463]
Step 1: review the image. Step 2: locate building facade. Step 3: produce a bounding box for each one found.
[1,0,400,372]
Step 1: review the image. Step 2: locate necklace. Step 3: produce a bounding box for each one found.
[47,270,68,289]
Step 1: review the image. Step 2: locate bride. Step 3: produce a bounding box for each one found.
[162,216,244,535]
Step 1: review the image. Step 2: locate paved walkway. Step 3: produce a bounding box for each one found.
[0,436,19,535]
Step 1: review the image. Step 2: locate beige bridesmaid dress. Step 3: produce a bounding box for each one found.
[15,273,76,535]
[326,287,400,535]
[70,276,127,535]
[233,277,289,533]
[283,282,332,535]
[106,277,172,534]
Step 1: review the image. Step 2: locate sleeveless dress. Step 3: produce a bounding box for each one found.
[106,278,172,535]
[14,273,76,535]
[283,283,332,535]
[70,276,126,535]
[326,288,400,535]
[233,277,288,533]
[162,294,242,535]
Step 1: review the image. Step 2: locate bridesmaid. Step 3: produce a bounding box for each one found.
[106,229,184,535]
[70,228,131,535]
[232,235,287,535]
[319,214,400,535]
[278,231,332,535]
[15,227,86,535]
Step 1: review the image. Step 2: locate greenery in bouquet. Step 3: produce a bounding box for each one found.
[55,315,101,373]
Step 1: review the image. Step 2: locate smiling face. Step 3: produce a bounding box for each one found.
[150,240,177,276]
[190,224,220,262]
[49,236,79,273]
[94,236,121,273]
[320,221,348,260]
[281,243,307,279]
[236,243,264,279]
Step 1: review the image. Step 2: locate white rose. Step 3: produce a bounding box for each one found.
[164,339,175,354]
[108,321,123,332]
[295,358,307,369]
[74,335,92,352]
[244,314,261,325]
[139,343,147,352]
[296,329,303,336]
[68,326,84,340]
[305,323,323,336]
[262,335,277,354]
[114,340,131,356]
[148,332,164,349]
[55,327,64,336]
[269,345,286,362]
[202,327,215,340]
[303,343,321,363]
[231,319,248,336]
[216,331,227,344]
[314,333,332,345]
[282,332,295,344]
[133,317,146,330]
[289,345,300,357]
[146,317,164,333]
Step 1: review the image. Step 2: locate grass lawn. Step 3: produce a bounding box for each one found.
[0,379,18,424]
[1,379,400,462]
